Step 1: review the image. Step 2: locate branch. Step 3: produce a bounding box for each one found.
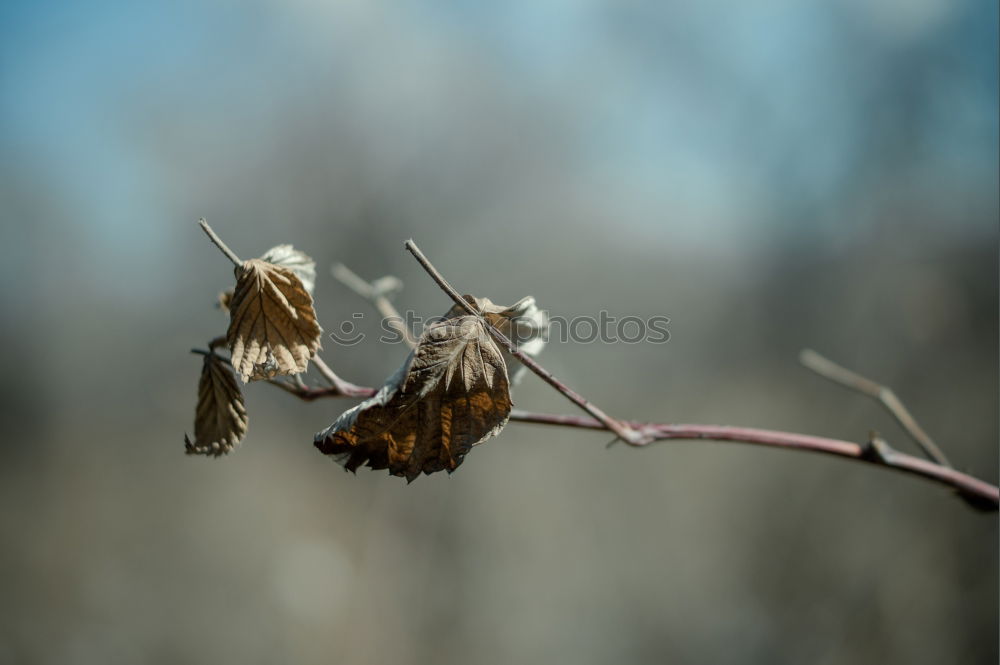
[508,410,997,507]
[800,349,951,467]
[190,348,375,399]
[309,354,375,398]
[197,231,995,511]
[267,377,376,401]
[264,378,999,510]
[403,239,651,446]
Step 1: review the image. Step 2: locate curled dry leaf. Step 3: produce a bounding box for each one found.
[315,315,512,481]
[444,295,548,383]
[185,353,249,456]
[227,258,323,382]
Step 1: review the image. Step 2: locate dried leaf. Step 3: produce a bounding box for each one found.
[185,353,248,456]
[260,244,317,295]
[227,258,323,382]
[315,315,512,481]
[443,295,548,383]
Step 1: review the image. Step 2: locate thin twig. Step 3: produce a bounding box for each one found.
[331,263,417,349]
[267,378,376,401]
[403,239,650,446]
[330,263,376,299]
[190,348,374,399]
[310,354,373,398]
[800,349,951,467]
[198,219,242,267]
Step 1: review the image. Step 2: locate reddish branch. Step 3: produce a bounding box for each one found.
[508,411,998,510]
[263,371,997,510]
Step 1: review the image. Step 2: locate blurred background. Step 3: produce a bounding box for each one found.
[0,1,996,663]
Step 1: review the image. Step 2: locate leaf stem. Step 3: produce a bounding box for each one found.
[198,218,242,267]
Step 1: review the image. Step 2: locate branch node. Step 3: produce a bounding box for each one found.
[862,432,895,464]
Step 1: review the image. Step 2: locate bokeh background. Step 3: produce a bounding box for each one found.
[1,1,997,663]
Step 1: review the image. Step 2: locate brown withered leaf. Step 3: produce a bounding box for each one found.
[443,295,548,383]
[185,353,249,456]
[314,315,512,481]
[227,258,323,382]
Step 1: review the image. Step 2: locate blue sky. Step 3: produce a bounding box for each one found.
[1,0,996,293]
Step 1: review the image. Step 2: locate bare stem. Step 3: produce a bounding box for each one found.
[332,263,417,349]
[267,377,376,401]
[800,349,951,467]
[509,409,997,509]
[198,218,242,267]
[190,347,373,399]
[403,239,650,445]
[310,354,373,398]
[330,263,376,299]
